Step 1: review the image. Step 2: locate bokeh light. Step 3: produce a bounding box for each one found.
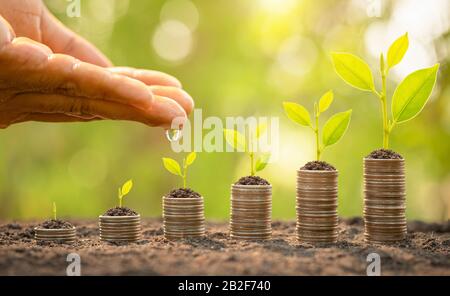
[160,0,199,31]
[152,20,193,63]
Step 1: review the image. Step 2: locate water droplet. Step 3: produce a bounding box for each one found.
[165,128,182,142]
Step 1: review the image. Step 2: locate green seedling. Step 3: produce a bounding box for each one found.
[331,33,439,149]
[52,202,57,220]
[283,90,352,160]
[162,152,197,188]
[223,124,271,176]
[118,179,133,208]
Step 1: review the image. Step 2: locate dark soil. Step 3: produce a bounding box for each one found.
[367,149,403,159]
[0,218,448,275]
[235,176,270,185]
[301,161,336,171]
[167,188,201,198]
[38,219,73,229]
[103,207,138,216]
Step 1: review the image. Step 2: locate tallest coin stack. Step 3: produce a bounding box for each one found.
[363,158,407,243]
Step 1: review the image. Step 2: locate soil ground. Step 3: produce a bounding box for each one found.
[0,218,448,276]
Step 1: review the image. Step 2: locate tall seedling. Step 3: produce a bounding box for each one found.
[223,124,271,176]
[118,179,133,207]
[163,152,197,188]
[283,90,352,160]
[331,33,439,148]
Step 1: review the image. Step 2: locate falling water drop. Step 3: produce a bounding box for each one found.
[165,128,182,142]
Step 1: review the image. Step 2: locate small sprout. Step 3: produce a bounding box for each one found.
[283,90,352,160]
[331,33,439,149]
[162,152,197,188]
[224,123,271,176]
[118,179,133,208]
[52,202,57,220]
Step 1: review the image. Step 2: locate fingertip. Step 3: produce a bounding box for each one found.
[149,85,194,114]
[150,95,187,127]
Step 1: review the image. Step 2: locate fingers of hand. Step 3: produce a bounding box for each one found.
[0,35,189,128]
[0,15,14,48]
[7,93,186,128]
[12,113,101,124]
[149,85,194,114]
[46,56,155,110]
[108,67,182,88]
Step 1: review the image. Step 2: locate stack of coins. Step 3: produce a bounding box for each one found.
[163,197,205,240]
[364,158,406,243]
[296,170,339,243]
[34,227,77,243]
[230,184,272,240]
[99,215,141,242]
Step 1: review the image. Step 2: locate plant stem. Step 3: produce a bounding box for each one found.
[119,196,122,207]
[249,133,255,176]
[314,103,321,160]
[53,202,56,220]
[250,152,255,176]
[183,158,187,188]
[380,68,390,149]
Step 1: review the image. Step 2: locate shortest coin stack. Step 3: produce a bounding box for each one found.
[364,158,406,244]
[99,215,141,242]
[163,197,205,240]
[296,170,339,244]
[34,227,77,243]
[230,184,272,240]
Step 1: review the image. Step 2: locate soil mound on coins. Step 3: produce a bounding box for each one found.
[235,176,270,185]
[167,188,201,198]
[104,207,138,216]
[367,148,403,159]
[39,219,73,229]
[301,161,336,171]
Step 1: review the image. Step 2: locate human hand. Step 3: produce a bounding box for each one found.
[0,1,193,128]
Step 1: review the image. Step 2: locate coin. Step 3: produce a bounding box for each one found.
[99,215,141,242]
[296,169,339,244]
[163,196,205,240]
[34,227,77,243]
[363,158,407,243]
[229,184,272,241]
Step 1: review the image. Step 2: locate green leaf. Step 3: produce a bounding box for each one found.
[322,110,352,147]
[318,90,334,113]
[255,153,271,172]
[283,102,311,127]
[392,64,439,124]
[121,179,133,197]
[223,129,246,151]
[255,122,268,139]
[185,152,197,166]
[387,33,409,69]
[331,52,375,92]
[162,158,182,176]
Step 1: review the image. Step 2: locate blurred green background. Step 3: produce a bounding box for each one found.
[0,0,449,222]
